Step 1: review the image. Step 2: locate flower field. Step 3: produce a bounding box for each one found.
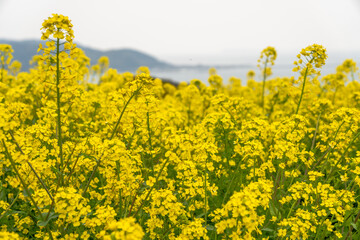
[1,14,360,239]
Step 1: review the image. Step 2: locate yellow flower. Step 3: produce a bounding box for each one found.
[41,13,74,42]
[293,44,327,76]
[278,228,287,237]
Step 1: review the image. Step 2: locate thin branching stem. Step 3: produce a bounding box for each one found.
[8,130,54,202]
[110,86,142,140]
[82,86,143,197]
[132,157,170,218]
[261,58,268,110]
[2,139,54,240]
[55,37,64,186]
[295,66,309,114]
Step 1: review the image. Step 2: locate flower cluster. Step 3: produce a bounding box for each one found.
[293,43,327,75]
[41,14,74,43]
[211,180,273,239]
[258,46,277,67]
[0,44,13,66]
[101,217,145,240]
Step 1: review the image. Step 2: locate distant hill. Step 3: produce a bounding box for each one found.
[0,39,175,72]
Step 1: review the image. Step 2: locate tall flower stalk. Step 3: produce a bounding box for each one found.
[0,44,13,83]
[39,14,76,185]
[293,44,327,114]
[258,46,277,110]
[336,59,358,82]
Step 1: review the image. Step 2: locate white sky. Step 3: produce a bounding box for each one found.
[0,0,360,65]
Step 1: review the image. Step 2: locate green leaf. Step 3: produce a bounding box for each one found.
[262,228,274,232]
[196,213,205,218]
[269,201,278,216]
[22,188,34,197]
[50,165,61,175]
[0,189,7,201]
[351,222,358,231]
[37,212,58,227]
[206,225,216,231]
[79,153,98,163]
[37,219,49,227]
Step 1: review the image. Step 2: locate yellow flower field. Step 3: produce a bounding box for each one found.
[1,14,360,239]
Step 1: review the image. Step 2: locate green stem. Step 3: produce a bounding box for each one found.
[272,164,282,218]
[219,102,238,129]
[222,156,248,205]
[0,62,4,83]
[220,122,230,166]
[126,188,139,217]
[145,100,154,172]
[110,86,142,140]
[332,87,337,105]
[204,156,208,225]
[9,130,55,202]
[55,37,64,186]
[146,111,152,151]
[261,58,268,110]
[132,157,170,218]
[286,199,298,219]
[295,66,309,114]
[0,191,20,221]
[82,155,100,197]
[351,69,355,82]
[311,121,345,172]
[326,130,360,180]
[115,160,123,217]
[2,139,54,240]
[82,87,143,197]
[3,141,36,206]
[344,208,360,240]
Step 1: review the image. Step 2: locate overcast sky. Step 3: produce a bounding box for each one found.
[0,0,360,65]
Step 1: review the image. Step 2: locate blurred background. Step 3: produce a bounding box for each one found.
[0,0,359,84]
